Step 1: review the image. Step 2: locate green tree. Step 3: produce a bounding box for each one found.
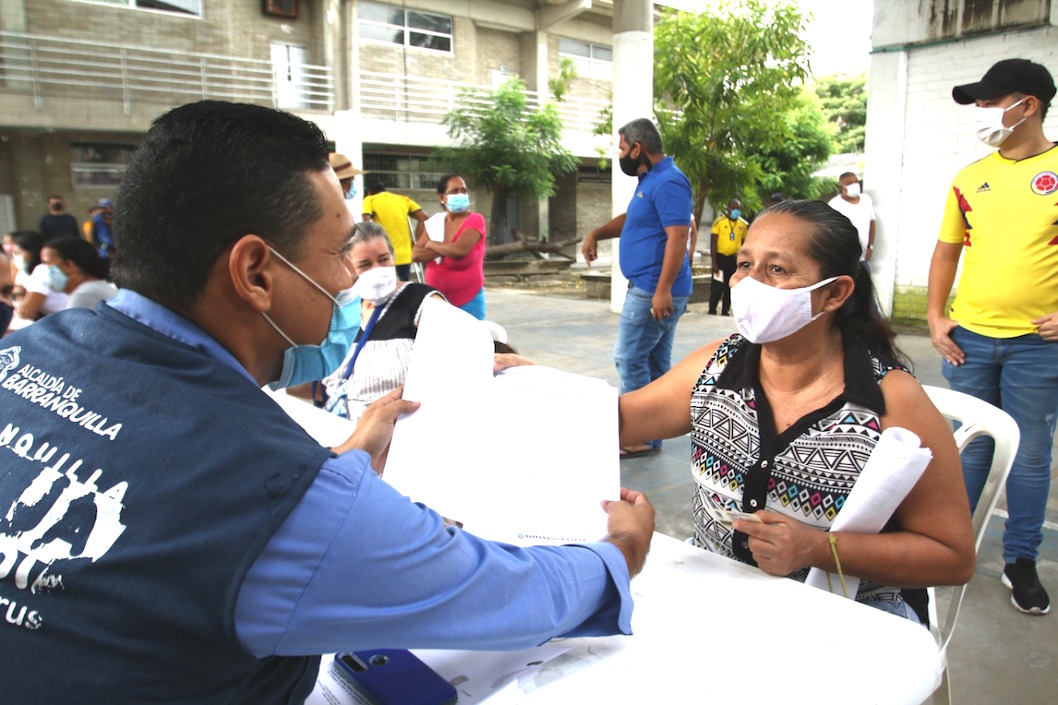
[434,66,578,244]
[751,87,835,202]
[813,73,868,154]
[653,0,812,216]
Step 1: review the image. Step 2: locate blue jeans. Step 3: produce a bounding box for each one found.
[614,286,689,448]
[942,327,1058,563]
[458,288,486,321]
[862,596,924,626]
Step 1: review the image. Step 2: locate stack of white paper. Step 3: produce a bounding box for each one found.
[384,298,620,546]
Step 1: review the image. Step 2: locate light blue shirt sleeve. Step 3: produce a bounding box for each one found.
[103,289,633,658]
[235,450,633,657]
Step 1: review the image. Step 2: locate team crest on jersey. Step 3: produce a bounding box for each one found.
[0,346,20,383]
[1031,171,1058,196]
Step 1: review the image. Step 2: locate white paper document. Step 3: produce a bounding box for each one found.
[805,426,933,597]
[384,298,620,546]
[262,386,356,449]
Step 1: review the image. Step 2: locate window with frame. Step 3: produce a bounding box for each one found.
[70,143,138,189]
[362,153,443,191]
[358,1,453,53]
[558,38,612,80]
[75,0,203,17]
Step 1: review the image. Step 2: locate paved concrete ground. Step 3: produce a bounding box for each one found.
[484,282,1058,705]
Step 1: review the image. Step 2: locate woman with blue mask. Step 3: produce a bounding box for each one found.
[41,237,117,310]
[10,230,67,325]
[411,174,487,320]
[616,199,975,625]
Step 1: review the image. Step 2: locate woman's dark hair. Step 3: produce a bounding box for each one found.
[436,173,461,194]
[110,101,330,313]
[44,237,110,280]
[13,231,45,274]
[761,199,908,366]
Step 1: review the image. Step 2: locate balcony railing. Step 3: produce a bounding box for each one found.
[359,70,610,136]
[0,31,609,138]
[0,31,334,115]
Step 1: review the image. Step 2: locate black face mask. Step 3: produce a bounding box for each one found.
[618,147,650,177]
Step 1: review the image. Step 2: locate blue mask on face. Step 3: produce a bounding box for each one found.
[345,184,357,201]
[47,264,69,293]
[445,193,470,213]
[262,247,361,390]
[730,209,741,221]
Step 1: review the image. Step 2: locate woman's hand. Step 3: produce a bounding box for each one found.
[734,510,828,577]
[493,352,534,374]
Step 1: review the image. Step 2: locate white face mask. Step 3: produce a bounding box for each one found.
[973,98,1026,148]
[353,265,398,305]
[730,275,838,344]
[844,182,861,198]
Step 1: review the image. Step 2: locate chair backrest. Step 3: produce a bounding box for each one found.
[922,384,1020,651]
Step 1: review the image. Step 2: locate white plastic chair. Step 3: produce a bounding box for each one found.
[922,385,1020,705]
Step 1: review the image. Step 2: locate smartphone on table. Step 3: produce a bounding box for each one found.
[334,650,458,705]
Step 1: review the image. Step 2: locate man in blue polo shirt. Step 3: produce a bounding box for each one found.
[582,118,693,458]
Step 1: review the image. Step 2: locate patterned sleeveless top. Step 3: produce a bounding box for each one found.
[690,333,907,604]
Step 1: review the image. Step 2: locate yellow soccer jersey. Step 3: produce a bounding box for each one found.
[362,191,421,266]
[938,145,1058,337]
[710,215,748,256]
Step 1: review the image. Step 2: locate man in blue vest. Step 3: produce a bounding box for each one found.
[0,101,654,703]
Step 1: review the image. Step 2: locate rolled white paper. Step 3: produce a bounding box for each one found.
[805,426,933,598]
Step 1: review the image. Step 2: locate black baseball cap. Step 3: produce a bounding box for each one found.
[952,59,1056,105]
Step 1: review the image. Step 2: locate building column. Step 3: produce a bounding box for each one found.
[534,30,550,241]
[863,49,908,317]
[609,0,653,312]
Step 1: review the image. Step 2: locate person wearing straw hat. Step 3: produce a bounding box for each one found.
[328,152,363,201]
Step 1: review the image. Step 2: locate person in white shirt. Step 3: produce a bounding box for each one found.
[828,172,876,266]
[41,236,118,310]
[12,230,67,322]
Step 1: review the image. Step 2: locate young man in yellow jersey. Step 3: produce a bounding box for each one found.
[928,58,1058,615]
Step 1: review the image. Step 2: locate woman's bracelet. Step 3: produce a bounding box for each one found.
[824,532,849,598]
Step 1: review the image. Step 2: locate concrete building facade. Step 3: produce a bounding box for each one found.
[0,0,643,246]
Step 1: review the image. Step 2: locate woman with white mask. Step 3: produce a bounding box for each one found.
[313,221,446,423]
[617,199,974,624]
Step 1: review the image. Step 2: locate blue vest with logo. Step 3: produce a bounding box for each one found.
[0,304,333,703]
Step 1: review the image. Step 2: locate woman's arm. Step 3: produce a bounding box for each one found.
[618,338,723,447]
[425,228,482,260]
[737,370,976,588]
[16,291,46,320]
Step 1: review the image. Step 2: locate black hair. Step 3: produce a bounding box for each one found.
[109,100,330,313]
[618,118,664,155]
[436,173,462,194]
[364,177,386,195]
[13,231,45,273]
[762,199,907,365]
[44,237,109,280]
